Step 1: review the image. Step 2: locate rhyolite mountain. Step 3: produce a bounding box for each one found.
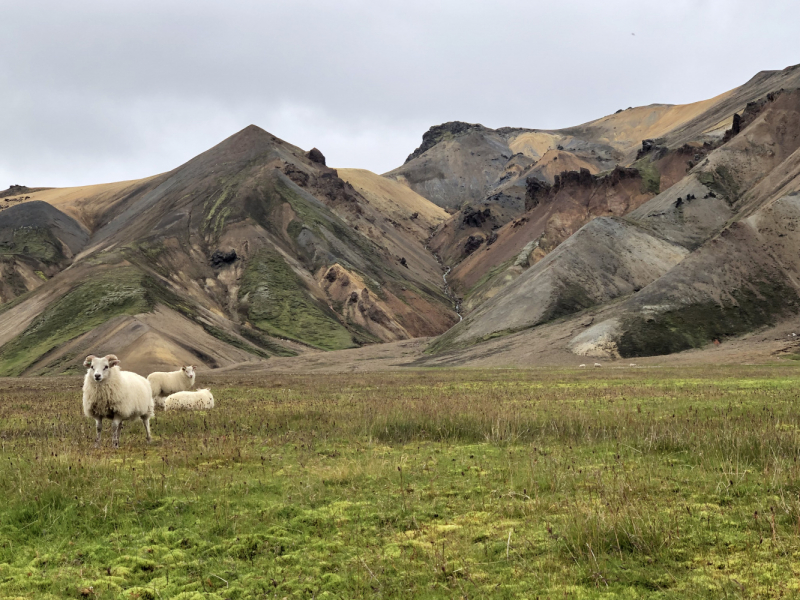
[0,127,456,375]
[3,62,800,374]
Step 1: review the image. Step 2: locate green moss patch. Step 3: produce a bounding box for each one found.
[632,157,660,195]
[697,166,740,204]
[618,278,800,357]
[239,247,356,350]
[0,226,65,264]
[542,282,594,323]
[0,267,153,376]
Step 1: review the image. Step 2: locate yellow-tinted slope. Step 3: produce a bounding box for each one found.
[22,176,160,231]
[527,150,600,183]
[565,88,736,148]
[338,168,448,231]
[508,131,563,159]
[506,88,736,165]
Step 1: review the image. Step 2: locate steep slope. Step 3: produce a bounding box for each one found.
[12,176,163,233]
[431,87,800,356]
[452,166,656,310]
[390,64,800,326]
[384,122,515,210]
[0,201,89,302]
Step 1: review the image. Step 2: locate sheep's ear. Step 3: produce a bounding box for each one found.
[83,355,95,368]
[105,354,120,367]
[181,366,187,371]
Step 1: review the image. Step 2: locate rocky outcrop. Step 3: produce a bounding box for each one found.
[284,163,360,205]
[463,235,484,256]
[462,207,492,228]
[313,171,360,204]
[306,147,326,166]
[553,167,594,189]
[404,121,488,163]
[524,177,550,211]
[0,185,32,199]
[722,89,786,144]
[635,139,668,160]
[526,166,642,211]
[210,249,237,267]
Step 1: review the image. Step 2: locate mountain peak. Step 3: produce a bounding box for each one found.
[405,121,490,163]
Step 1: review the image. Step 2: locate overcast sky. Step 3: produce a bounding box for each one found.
[1,0,798,187]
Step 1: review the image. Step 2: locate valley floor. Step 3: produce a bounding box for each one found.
[243,315,800,373]
[2,366,800,598]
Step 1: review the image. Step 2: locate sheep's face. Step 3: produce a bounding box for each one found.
[84,355,120,382]
[182,365,196,380]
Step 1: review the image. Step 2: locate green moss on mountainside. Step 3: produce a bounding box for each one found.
[239,248,356,351]
[617,278,800,358]
[0,268,153,376]
[632,157,660,195]
[0,227,65,264]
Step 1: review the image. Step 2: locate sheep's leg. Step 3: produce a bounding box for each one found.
[111,419,123,448]
[95,418,102,446]
[141,415,152,442]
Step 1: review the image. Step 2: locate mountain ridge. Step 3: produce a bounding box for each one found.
[4,63,800,374]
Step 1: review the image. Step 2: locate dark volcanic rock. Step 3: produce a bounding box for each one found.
[306,148,326,166]
[554,168,594,189]
[525,177,551,211]
[526,166,641,211]
[462,207,492,228]
[636,139,669,160]
[314,172,359,204]
[723,89,786,144]
[0,184,32,198]
[283,164,310,186]
[605,165,641,185]
[210,249,237,267]
[463,235,485,255]
[405,121,487,163]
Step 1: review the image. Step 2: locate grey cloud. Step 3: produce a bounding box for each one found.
[1,0,799,186]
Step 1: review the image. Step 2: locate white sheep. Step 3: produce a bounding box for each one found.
[629,363,637,367]
[82,354,154,448]
[579,364,586,368]
[147,366,196,409]
[594,363,602,368]
[164,388,215,411]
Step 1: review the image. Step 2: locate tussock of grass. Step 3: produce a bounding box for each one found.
[2,366,800,597]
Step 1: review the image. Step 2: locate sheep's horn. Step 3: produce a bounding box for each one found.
[105,354,120,367]
[83,355,96,368]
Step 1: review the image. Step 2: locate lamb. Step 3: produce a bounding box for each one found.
[147,365,196,409]
[164,389,214,411]
[82,355,154,448]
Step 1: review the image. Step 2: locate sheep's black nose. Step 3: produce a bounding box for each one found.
[94,374,102,381]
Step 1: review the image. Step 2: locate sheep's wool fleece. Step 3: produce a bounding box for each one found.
[83,367,153,420]
[164,389,214,411]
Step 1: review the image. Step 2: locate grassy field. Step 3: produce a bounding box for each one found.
[2,365,800,598]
